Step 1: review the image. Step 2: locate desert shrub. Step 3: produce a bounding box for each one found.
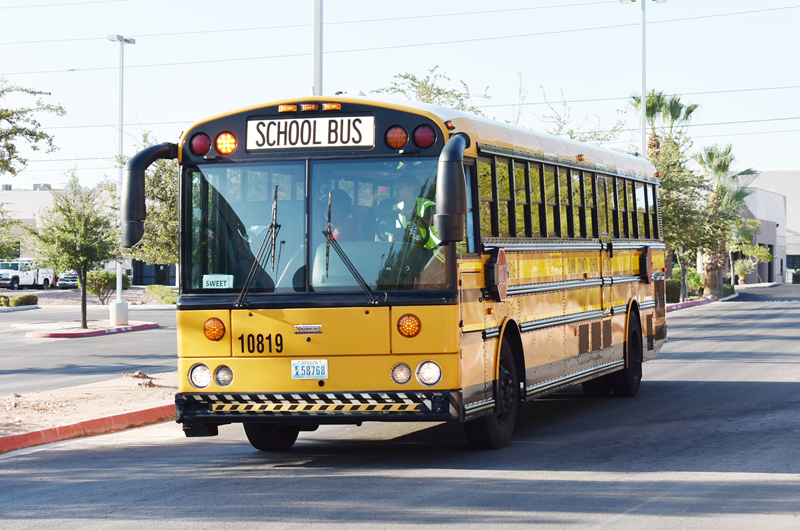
[666,279,681,303]
[146,284,178,305]
[9,294,38,307]
[0,295,9,307]
[733,259,754,284]
[86,269,131,305]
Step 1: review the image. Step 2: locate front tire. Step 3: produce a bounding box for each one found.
[463,342,519,449]
[611,313,644,397]
[243,423,300,451]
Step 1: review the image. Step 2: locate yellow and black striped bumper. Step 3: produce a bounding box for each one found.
[175,390,460,425]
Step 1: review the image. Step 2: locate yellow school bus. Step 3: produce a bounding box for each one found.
[122,95,666,450]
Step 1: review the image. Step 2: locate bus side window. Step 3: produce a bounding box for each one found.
[459,164,477,254]
[615,178,627,238]
[571,169,583,238]
[557,167,570,237]
[597,176,609,237]
[530,163,544,237]
[544,165,558,237]
[496,157,512,236]
[513,162,529,237]
[477,158,495,237]
[649,183,660,239]
[627,179,637,238]
[584,172,595,238]
[635,182,647,239]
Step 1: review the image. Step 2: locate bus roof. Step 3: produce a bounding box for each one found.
[181,94,656,180]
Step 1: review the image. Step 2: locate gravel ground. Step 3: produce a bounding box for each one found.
[0,371,177,436]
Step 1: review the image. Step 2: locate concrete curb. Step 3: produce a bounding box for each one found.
[666,292,739,313]
[0,305,40,313]
[0,404,174,454]
[25,322,159,339]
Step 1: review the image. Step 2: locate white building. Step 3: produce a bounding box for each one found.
[741,171,800,276]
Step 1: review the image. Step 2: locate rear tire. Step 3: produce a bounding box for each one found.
[41,279,49,290]
[611,314,643,397]
[243,423,300,451]
[463,342,519,450]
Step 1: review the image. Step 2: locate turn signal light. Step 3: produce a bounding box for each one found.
[190,133,211,156]
[215,132,237,155]
[204,318,226,341]
[397,314,421,338]
[385,126,408,149]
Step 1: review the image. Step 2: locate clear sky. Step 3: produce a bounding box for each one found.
[1,0,798,190]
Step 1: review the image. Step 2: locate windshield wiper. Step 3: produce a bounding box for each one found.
[234,184,281,308]
[323,191,386,305]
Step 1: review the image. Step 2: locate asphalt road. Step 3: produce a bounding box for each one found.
[0,286,798,528]
[0,305,177,394]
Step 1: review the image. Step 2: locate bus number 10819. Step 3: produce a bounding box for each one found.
[238,333,283,354]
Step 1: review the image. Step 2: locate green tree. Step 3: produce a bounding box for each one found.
[0,77,66,176]
[651,133,710,301]
[28,171,119,328]
[0,201,21,259]
[662,94,699,137]
[124,133,179,268]
[374,66,490,115]
[629,89,667,153]
[694,143,756,298]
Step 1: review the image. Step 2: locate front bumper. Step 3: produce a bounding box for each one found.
[175,390,461,425]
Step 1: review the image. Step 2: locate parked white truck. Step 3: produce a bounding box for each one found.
[0,259,56,290]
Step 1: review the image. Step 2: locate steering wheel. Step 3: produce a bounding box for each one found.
[375,211,400,241]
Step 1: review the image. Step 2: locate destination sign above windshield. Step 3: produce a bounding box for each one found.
[246,116,375,150]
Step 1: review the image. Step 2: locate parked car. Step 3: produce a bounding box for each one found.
[58,270,79,289]
[0,259,56,290]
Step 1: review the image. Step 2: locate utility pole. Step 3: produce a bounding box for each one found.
[107,34,135,326]
[313,0,323,96]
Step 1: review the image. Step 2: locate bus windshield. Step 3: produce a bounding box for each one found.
[184,157,450,295]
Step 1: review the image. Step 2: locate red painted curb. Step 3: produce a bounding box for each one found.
[666,298,714,312]
[25,322,159,339]
[0,404,174,454]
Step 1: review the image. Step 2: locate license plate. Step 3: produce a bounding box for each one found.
[246,116,375,150]
[291,359,329,380]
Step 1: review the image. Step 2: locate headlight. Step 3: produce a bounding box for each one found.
[390,363,412,385]
[416,361,442,386]
[189,364,212,389]
[214,365,234,387]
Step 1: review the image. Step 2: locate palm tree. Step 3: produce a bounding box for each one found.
[629,89,667,153]
[694,144,756,298]
[662,95,699,137]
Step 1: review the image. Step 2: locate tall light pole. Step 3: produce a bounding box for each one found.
[313,0,323,96]
[107,34,135,326]
[621,0,666,157]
